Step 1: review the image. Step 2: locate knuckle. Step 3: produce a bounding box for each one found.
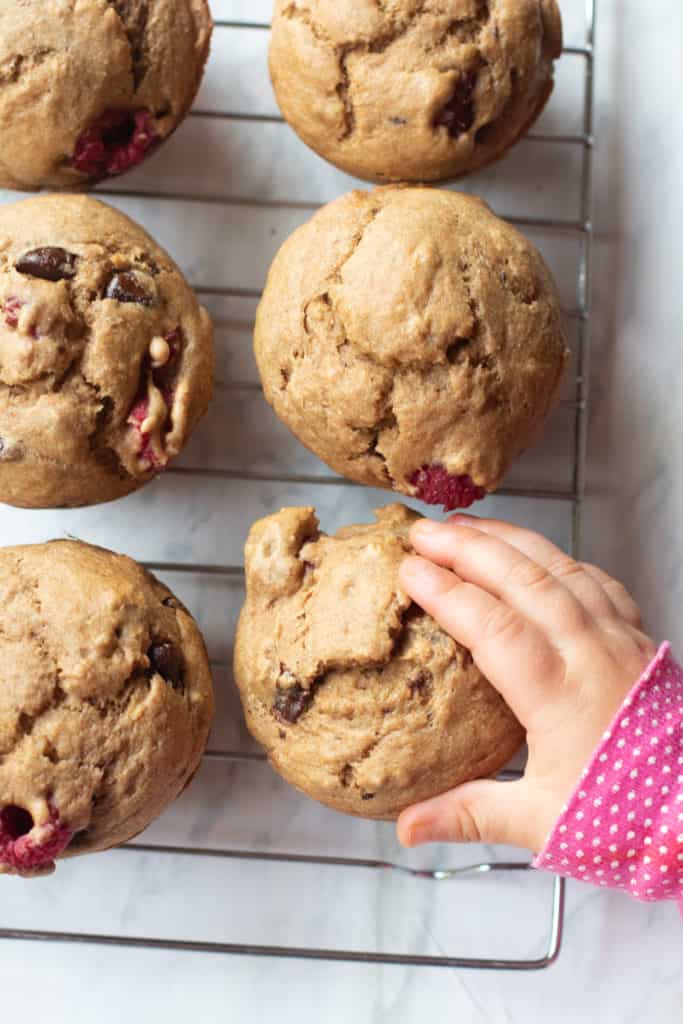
[547,556,584,581]
[481,602,525,646]
[504,557,551,592]
[454,797,486,844]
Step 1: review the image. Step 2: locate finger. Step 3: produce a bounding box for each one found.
[397,778,536,850]
[449,514,618,622]
[579,563,643,628]
[410,520,593,640]
[400,556,562,726]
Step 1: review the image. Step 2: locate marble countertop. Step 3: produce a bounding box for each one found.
[1,1,681,1020]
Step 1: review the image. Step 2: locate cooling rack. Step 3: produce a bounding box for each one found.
[0,0,596,973]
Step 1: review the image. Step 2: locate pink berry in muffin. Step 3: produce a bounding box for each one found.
[0,805,73,878]
[0,1,212,190]
[254,187,568,509]
[72,109,159,181]
[410,466,487,512]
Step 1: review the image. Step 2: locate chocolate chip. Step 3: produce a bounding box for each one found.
[408,669,432,697]
[361,793,376,801]
[105,270,154,306]
[273,683,313,724]
[148,642,184,690]
[434,73,476,139]
[15,247,77,282]
[162,596,179,609]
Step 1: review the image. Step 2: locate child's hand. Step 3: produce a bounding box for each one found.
[397,515,657,854]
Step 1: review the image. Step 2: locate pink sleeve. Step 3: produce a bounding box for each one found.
[533,643,683,910]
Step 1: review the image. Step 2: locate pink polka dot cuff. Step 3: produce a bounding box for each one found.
[533,643,683,908]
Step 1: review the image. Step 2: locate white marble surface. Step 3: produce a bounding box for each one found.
[1,1,681,1020]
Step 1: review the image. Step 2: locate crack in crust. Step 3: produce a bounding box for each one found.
[105,0,151,90]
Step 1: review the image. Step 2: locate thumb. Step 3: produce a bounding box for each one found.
[396,779,536,851]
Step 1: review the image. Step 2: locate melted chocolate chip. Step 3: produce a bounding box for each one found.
[434,73,477,139]
[162,596,179,609]
[105,270,154,306]
[361,793,376,801]
[273,683,314,724]
[15,247,77,282]
[148,642,184,690]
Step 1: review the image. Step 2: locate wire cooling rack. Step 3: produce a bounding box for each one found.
[0,0,596,973]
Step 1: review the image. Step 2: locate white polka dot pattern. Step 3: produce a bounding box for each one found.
[533,644,683,908]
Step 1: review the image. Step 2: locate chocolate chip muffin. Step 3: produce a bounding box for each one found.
[0,194,214,509]
[0,540,214,878]
[254,186,568,512]
[234,504,523,820]
[269,0,562,183]
[0,0,212,190]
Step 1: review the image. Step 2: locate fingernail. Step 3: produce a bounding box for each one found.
[449,513,478,525]
[401,556,441,583]
[411,518,443,538]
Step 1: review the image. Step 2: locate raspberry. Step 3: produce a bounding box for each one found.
[0,804,73,875]
[2,297,24,328]
[72,109,159,180]
[127,396,164,471]
[410,464,486,511]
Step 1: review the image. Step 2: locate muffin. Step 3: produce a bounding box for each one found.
[0,0,212,190]
[269,0,562,183]
[233,504,523,819]
[254,186,568,512]
[0,540,214,878]
[0,194,214,509]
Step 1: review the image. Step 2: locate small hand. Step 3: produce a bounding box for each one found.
[396,515,657,853]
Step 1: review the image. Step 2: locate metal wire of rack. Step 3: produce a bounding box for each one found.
[0,0,596,972]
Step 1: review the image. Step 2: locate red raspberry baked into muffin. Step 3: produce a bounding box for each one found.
[269,0,562,183]
[0,0,212,190]
[0,540,214,878]
[254,186,568,511]
[0,194,214,509]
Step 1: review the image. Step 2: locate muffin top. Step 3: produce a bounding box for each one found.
[255,186,568,510]
[269,0,562,182]
[0,540,214,877]
[0,194,214,508]
[0,0,212,189]
[234,504,523,819]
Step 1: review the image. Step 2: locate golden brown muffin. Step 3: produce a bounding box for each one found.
[0,0,212,190]
[254,186,568,512]
[269,0,562,183]
[234,504,524,819]
[0,540,214,878]
[0,194,214,509]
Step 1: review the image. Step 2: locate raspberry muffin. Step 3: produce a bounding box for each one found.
[269,0,562,183]
[0,540,214,878]
[0,194,214,508]
[254,186,568,512]
[0,0,212,190]
[234,504,523,819]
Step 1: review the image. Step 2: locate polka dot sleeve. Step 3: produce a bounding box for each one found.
[533,644,683,908]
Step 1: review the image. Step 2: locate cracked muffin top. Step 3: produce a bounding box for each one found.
[269,0,562,183]
[254,186,568,513]
[0,193,214,509]
[233,504,523,819]
[0,0,212,190]
[0,540,214,877]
